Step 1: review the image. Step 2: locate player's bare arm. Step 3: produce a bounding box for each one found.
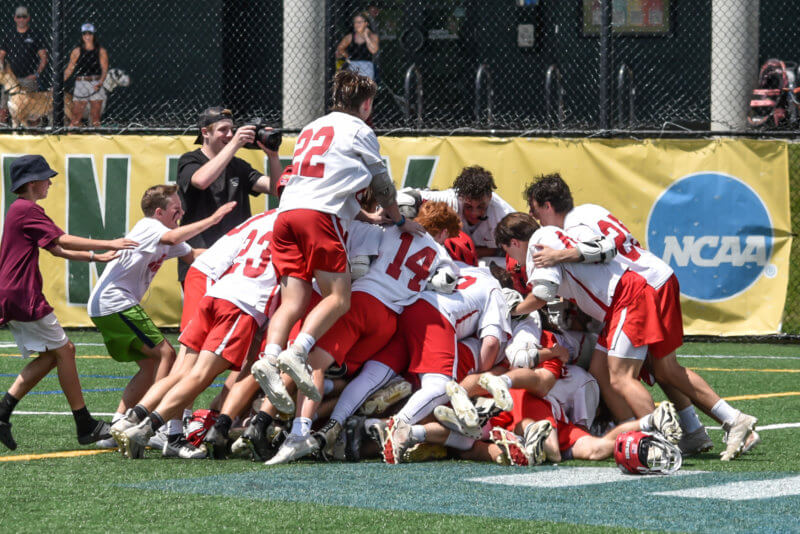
[514,292,548,317]
[533,244,581,267]
[47,245,119,263]
[191,126,255,190]
[160,201,237,246]
[55,234,139,251]
[478,335,501,372]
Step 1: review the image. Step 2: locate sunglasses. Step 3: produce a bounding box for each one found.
[15,14,29,19]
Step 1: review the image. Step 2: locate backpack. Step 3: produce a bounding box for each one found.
[748,59,799,127]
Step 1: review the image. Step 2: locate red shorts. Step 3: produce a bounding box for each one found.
[649,274,684,358]
[178,296,259,371]
[271,209,348,282]
[403,300,460,377]
[181,266,212,332]
[315,292,397,375]
[370,328,411,375]
[489,390,590,452]
[598,271,665,353]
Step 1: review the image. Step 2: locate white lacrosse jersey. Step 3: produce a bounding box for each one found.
[527,225,628,322]
[207,211,280,326]
[347,220,383,257]
[564,204,672,289]
[88,217,191,317]
[279,111,384,227]
[353,226,457,314]
[191,212,273,281]
[547,364,600,429]
[419,189,515,248]
[419,266,511,341]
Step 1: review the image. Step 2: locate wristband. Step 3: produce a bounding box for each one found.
[394,215,406,227]
[89,251,95,262]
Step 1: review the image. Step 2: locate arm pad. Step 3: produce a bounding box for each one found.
[369,164,397,209]
[576,235,618,264]
[531,279,558,301]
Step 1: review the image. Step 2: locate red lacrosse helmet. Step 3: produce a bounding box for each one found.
[444,230,478,266]
[276,164,294,197]
[615,430,683,475]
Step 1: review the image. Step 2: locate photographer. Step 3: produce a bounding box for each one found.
[176,106,282,283]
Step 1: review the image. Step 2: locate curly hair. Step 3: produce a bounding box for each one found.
[331,70,377,113]
[523,173,574,214]
[141,184,177,216]
[494,212,540,247]
[452,165,496,199]
[415,201,461,239]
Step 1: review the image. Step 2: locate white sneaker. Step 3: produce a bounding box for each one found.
[147,427,169,450]
[678,426,714,456]
[121,421,154,459]
[721,412,758,461]
[95,437,117,449]
[109,417,135,456]
[489,427,531,467]
[360,377,412,416]
[522,420,552,466]
[652,401,682,444]
[277,346,321,402]
[478,373,514,411]
[264,433,319,465]
[251,356,296,414]
[433,405,482,439]
[445,381,479,428]
[742,430,761,454]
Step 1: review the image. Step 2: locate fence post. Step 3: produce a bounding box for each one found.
[51,0,64,129]
[598,0,612,131]
[283,0,326,129]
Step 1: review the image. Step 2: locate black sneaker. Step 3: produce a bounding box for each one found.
[242,421,273,462]
[203,426,228,460]
[312,420,342,460]
[77,419,112,445]
[0,420,17,450]
[344,415,366,462]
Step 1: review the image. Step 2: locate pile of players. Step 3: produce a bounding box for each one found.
[0,70,759,474]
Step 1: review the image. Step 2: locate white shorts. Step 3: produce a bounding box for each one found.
[73,79,106,101]
[7,313,69,358]
[605,324,648,361]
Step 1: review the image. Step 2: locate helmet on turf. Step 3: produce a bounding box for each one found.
[444,230,478,266]
[614,430,683,475]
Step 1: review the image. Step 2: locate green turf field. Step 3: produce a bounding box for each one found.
[2,329,799,533]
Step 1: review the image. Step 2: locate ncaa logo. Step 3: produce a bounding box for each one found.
[646,172,773,302]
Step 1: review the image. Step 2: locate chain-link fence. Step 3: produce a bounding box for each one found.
[1,1,800,134]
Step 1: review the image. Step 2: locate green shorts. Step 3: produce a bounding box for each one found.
[91,305,165,362]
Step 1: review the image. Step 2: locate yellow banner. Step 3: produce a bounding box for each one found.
[0,135,791,335]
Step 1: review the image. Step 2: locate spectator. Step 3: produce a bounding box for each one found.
[176,106,282,284]
[336,12,379,81]
[63,22,108,127]
[0,6,47,124]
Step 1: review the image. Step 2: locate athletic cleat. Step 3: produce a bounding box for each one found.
[403,442,448,463]
[382,417,418,465]
[720,412,758,461]
[162,435,207,459]
[344,415,366,462]
[478,373,514,411]
[241,420,281,462]
[265,433,319,465]
[121,421,154,459]
[490,427,531,467]
[433,405,482,439]
[523,420,552,465]
[366,419,388,446]
[230,436,252,459]
[474,397,503,428]
[95,437,117,449]
[109,417,135,455]
[445,381,479,428]
[742,430,761,454]
[203,426,228,460]
[0,420,17,450]
[359,377,413,416]
[313,420,342,460]
[77,419,112,445]
[147,427,169,451]
[652,401,682,444]
[251,356,296,414]
[678,426,714,456]
[277,346,321,402]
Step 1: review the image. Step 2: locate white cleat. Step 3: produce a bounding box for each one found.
[264,434,319,465]
[251,355,296,414]
[277,346,321,402]
[489,427,531,467]
[742,430,761,454]
[478,373,514,411]
[721,413,758,461]
[121,421,154,459]
[652,401,682,444]
[445,381,479,429]
[433,405,482,440]
[360,377,413,416]
[678,426,714,456]
[109,417,136,456]
[522,420,552,466]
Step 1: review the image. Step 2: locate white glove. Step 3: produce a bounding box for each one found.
[350,255,371,280]
[429,266,457,293]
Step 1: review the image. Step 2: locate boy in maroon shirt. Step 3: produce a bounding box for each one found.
[0,155,137,450]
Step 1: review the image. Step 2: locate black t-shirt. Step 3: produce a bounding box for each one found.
[176,148,262,280]
[0,28,45,78]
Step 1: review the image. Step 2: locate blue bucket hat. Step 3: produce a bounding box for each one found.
[10,155,58,193]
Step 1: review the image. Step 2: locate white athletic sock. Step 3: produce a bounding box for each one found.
[264,343,282,359]
[395,373,450,425]
[291,416,313,437]
[639,414,654,432]
[167,419,182,436]
[500,374,513,389]
[678,406,703,433]
[444,431,475,451]
[294,333,316,355]
[711,399,740,426]
[111,411,125,423]
[330,360,395,424]
[410,425,427,443]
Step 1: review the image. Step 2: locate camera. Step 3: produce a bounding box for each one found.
[242,118,282,151]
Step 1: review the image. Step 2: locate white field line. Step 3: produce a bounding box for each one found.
[678,354,800,360]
